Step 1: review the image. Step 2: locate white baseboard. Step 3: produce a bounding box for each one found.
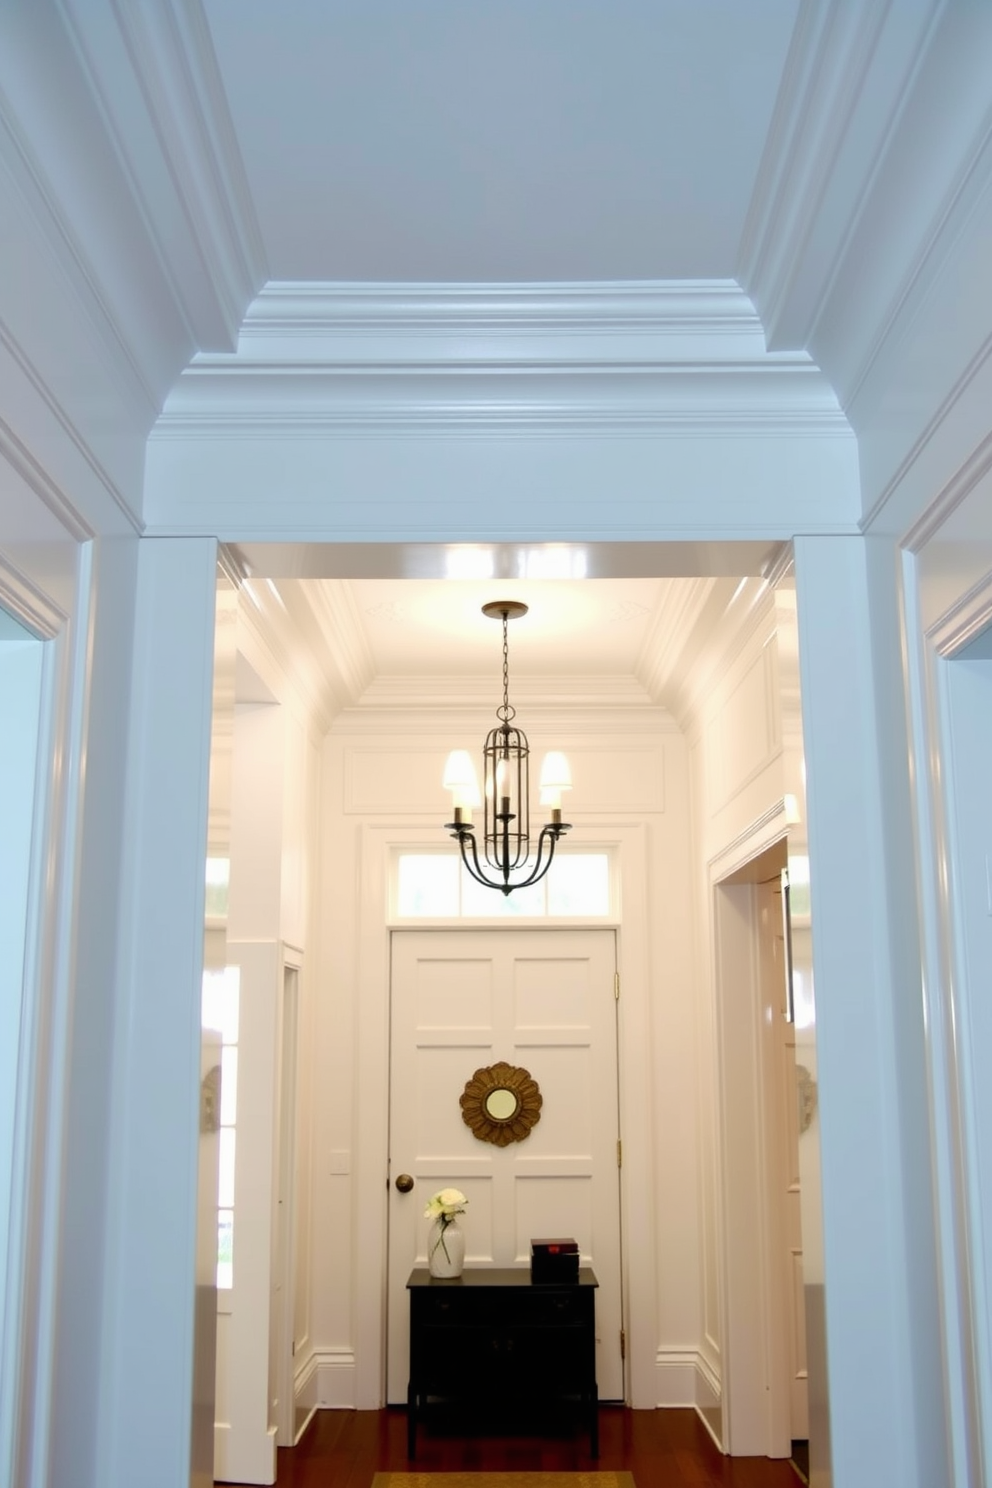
[213,1421,277,1485]
[654,1348,698,1406]
[653,1348,723,1449]
[295,1347,357,1411]
[693,1352,723,1450]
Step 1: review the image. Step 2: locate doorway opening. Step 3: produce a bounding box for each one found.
[200,537,826,1473]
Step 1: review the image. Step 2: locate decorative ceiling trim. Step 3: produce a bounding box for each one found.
[298,579,376,708]
[0,415,94,543]
[0,85,161,416]
[0,552,69,639]
[352,673,662,714]
[58,0,265,350]
[0,321,143,536]
[155,281,850,440]
[234,588,338,736]
[865,333,992,541]
[903,425,992,556]
[238,279,767,338]
[635,577,717,704]
[153,408,852,440]
[739,0,897,346]
[739,0,942,354]
[927,569,992,661]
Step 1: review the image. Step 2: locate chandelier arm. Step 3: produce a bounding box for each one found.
[507,820,570,890]
[450,824,511,892]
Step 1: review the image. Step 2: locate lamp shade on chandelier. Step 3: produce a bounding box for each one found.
[444,601,571,895]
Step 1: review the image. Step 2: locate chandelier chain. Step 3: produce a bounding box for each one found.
[496,609,516,724]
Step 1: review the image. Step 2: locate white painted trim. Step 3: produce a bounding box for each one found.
[901,550,985,1487]
[0,552,67,639]
[212,1420,276,1486]
[0,418,93,543]
[0,328,142,535]
[56,0,264,351]
[238,279,770,337]
[694,1349,723,1450]
[654,1349,698,1407]
[301,1349,357,1410]
[928,571,992,661]
[709,801,789,884]
[865,340,992,540]
[902,431,992,558]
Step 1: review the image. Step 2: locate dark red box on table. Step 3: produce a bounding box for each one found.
[530,1237,580,1283]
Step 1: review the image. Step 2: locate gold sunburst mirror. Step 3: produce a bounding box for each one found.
[460,1060,542,1147]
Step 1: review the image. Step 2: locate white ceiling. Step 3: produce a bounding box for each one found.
[348,576,666,677]
[202,0,799,283]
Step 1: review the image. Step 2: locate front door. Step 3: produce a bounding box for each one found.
[386,927,624,1405]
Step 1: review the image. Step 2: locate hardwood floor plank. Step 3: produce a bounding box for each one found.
[217,1408,802,1488]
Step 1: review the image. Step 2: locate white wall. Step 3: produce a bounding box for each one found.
[307,689,695,1412]
[220,598,324,1441]
[681,579,795,1446]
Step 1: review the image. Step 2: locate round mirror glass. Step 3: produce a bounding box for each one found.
[484,1087,519,1121]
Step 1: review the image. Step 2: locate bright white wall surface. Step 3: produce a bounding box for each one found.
[308,694,694,1412]
[211,596,323,1443]
[681,580,794,1448]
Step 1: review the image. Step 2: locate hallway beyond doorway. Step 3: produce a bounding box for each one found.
[219,1407,804,1487]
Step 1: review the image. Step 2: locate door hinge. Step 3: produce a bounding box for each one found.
[614,972,620,1001]
[620,1329,626,1360]
[617,1139,622,1168]
[292,1341,296,1357]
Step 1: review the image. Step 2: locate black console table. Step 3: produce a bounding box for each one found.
[406,1266,599,1457]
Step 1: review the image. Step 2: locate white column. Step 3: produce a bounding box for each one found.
[793,534,947,1488]
[95,537,218,1488]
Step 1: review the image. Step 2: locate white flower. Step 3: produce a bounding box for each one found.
[423,1186,467,1221]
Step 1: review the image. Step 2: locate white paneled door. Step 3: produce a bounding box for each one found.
[387,928,623,1405]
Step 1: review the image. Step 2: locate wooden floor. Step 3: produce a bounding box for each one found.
[229,1407,804,1488]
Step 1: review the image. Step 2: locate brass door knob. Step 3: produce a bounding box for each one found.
[395,1173,415,1193]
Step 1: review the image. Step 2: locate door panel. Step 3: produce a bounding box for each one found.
[387,928,623,1405]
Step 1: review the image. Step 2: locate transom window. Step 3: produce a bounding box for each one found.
[394,850,613,919]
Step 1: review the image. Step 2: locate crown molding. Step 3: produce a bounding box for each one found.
[739,0,942,354]
[0,71,161,417]
[667,578,778,734]
[352,671,661,717]
[238,280,767,343]
[739,0,897,347]
[0,320,142,536]
[234,590,337,737]
[0,414,94,544]
[902,426,992,556]
[155,280,849,440]
[57,0,265,351]
[0,551,69,639]
[635,577,717,705]
[292,579,376,710]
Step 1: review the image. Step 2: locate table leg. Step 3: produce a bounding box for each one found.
[407,1382,417,1458]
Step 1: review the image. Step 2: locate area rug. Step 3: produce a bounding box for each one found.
[371,1475,636,1488]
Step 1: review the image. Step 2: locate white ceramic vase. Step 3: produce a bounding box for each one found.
[428,1216,465,1278]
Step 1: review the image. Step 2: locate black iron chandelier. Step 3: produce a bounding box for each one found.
[443,601,572,895]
